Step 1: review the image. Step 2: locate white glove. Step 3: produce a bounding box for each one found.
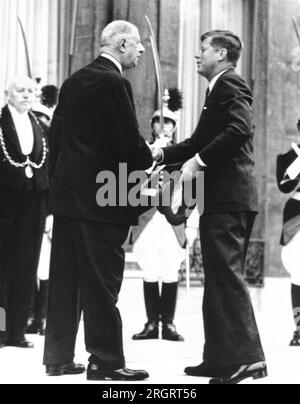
[45,215,53,240]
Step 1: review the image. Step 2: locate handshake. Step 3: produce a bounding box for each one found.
[151,146,163,163]
[150,137,169,163]
[148,137,203,183]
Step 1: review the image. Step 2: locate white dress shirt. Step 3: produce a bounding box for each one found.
[8,105,34,156]
[208,69,229,93]
[195,69,229,167]
[101,53,123,74]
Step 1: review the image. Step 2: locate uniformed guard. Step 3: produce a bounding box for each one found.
[132,89,186,342]
[277,121,300,346]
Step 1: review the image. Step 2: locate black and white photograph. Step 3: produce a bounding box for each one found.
[0,0,300,388]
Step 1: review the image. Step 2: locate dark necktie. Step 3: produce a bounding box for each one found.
[205,88,211,104]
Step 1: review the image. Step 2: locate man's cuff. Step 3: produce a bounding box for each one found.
[158,149,164,164]
[195,153,207,167]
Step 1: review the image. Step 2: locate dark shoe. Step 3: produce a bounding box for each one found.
[290,331,300,346]
[162,323,184,341]
[87,364,149,381]
[132,321,159,340]
[6,339,34,349]
[184,363,231,378]
[209,362,268,385]
[46,363,86,376]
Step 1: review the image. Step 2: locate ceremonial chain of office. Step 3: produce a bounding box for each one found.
[0,109,48,172]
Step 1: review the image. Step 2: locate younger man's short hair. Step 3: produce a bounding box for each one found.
[201,30,243,66]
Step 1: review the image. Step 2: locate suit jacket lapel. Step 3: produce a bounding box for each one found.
[206,67,235,106]
[1,105,23,156]
[1,106,44,161]
[124,81,136,112]
[29,112,43,161]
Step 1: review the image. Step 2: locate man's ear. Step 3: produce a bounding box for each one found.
[219,48,228,62]
[119,39,127,53]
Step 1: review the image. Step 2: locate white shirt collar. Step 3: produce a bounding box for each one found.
[8,104,29,118]
[208,69,229,92]
[8,104,34,155]
[101,53,123,74]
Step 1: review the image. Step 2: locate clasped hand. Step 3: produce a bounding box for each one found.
[150,136,169,162]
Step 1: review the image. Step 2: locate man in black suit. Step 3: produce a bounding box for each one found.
[0,76,49,349]
[153,30,266,384]
[43,21,153,381]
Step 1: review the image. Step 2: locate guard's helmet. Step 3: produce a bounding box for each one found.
[151,106,178,127]
[151,88,182,129]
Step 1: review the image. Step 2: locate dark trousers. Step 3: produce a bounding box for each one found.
[0,186,47,341]
[200,212,265,368]
[43,216,129,370]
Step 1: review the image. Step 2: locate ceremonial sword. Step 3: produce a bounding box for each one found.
[69,0,79,77]
[292,18,300,45]
[17,17,32,79]
[145,16,165,133]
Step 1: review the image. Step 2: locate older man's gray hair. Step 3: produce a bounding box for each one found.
[100,20,138,49]
[6,75,35,94]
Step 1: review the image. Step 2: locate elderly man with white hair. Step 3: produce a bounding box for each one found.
[43,21,152,381]
[0,76,49,349]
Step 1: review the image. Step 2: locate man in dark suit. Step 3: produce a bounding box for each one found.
[43,21,153,381]
[153,30,266,384]
[0,76,49,349]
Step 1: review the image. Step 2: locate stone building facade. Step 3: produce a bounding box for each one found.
[1,0,300,276]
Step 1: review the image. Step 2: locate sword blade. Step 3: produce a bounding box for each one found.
[292,18,300,45]
[17,17,32,79]
[69,0,79,76]
[145,15,164,132]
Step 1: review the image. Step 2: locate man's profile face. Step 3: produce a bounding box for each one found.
[122,29,145,70]
[7,77,35,114]
[195,37,222,80]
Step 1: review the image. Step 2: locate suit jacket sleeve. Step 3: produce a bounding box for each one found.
[102,77,153,170]
[162,75,253,166]
[197,76,253,166]
[162,137,197,164]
